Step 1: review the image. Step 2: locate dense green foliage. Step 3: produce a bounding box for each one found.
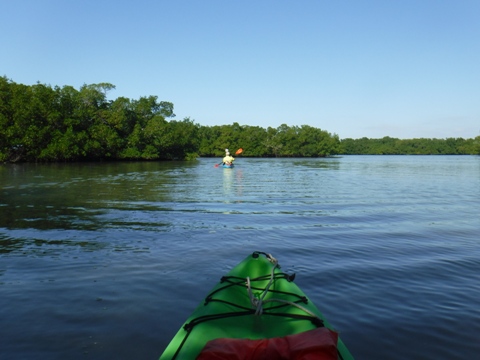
[1,76,478,162]
[341,136,480,155]
[0,77,199,162]
[0,77,340,162]
[197,123,340,157]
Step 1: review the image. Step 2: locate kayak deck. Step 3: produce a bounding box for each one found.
[159,251,354,359]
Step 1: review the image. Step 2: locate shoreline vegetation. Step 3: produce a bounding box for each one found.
[1,77,479,163]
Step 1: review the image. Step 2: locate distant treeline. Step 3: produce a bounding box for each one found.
[341,136,480,155]
[1,77,479,163]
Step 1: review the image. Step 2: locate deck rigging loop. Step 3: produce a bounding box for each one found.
[246,253,321,321]
[247,253,279,315]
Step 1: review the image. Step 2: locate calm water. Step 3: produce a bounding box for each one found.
[1,156,479,359]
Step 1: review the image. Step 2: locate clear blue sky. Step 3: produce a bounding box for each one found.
[1,0,479,139]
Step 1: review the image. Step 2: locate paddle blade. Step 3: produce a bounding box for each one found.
[214,163,220,168]
[235,148,243,155]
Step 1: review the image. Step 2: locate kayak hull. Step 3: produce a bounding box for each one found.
[159,251,354,360]
[222,163,234,168]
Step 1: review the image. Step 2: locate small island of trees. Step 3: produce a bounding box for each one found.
[1,76,479,163]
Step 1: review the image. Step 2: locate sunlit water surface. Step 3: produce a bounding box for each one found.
[1,156,479,359]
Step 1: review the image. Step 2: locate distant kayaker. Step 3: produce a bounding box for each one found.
[223,149,235,165]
